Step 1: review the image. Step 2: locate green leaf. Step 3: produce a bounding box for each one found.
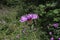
[53,9,59,14]
[53,18,59,22]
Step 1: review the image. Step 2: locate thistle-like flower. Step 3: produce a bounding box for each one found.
[58,38,60,40]
[19,13,39,22]
[50,37,54,40]
[49,32,52,35]
[52,23,59,28]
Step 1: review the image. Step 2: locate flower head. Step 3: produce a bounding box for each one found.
[49,32,52,35]
[50,37,54,40]
[32,14,38,19]
[53,23,59,28]
[26,14,33,20]
[27,13,38,19]
[58,38,60,40]
[20,13,38,22]
[19,15,27,22]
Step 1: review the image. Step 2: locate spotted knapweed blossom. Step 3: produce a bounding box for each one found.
[20,13,39,22]
[50,37,54,40]
[58,38,60,40]
[53,23,59,28]
[19,15,28,22]
[49,32,52,35]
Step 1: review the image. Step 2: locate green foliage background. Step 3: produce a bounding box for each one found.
[0,0,60,40]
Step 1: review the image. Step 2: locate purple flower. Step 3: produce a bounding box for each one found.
[58,38,60,40]
[49,32,52,35]
[27,13,38,19]
[32,14,38,19]
[26,14,33,20]
[20,13,38,22]
[50,37,54,40]
[53,23,59,28]
[19,15,27,22]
